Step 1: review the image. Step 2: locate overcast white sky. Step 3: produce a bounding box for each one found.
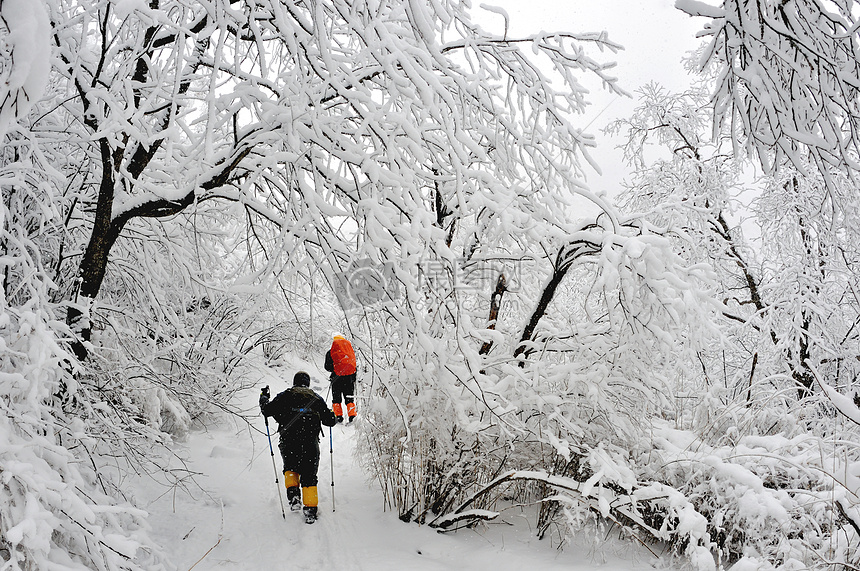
[477,0,706,197]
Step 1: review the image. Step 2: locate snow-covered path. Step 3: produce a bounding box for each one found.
[133,363,663,570]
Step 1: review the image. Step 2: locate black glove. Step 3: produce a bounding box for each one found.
[259,386,270,410]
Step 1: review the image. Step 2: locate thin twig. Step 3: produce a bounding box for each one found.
[187,500,224,571]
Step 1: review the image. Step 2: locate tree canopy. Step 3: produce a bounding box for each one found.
[3,1,860,570]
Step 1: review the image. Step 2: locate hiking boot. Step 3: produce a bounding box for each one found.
[303,506,318,524]
[336,416,344,423]
[286,486,302,511]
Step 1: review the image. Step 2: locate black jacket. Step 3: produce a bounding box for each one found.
[262,386,336,441]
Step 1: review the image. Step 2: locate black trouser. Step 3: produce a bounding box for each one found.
[278,436,320,487]
[331,373,356,406]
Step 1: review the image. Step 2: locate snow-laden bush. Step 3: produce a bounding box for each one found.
[638,384,860,570]
[0,137,168,569]
[84,290,263,436]
[357,215,725,569]
[597,83,860,569]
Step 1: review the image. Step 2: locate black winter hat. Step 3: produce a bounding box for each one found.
[293,371,311,387]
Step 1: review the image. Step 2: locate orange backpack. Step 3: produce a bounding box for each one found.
[330,337,356,376]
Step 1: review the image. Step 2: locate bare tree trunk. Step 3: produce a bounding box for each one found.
[479,273,506,355]
[67,139,118,360]
[66,154,238,360]
[514,262,569,363]
[514,236,601,364]
[745,352,758,407]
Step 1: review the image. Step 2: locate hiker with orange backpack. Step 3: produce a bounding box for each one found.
[325,334,357,423]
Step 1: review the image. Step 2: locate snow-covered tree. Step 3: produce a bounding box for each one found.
[612,81,860,569]
[671,6,860,564]
[5,0,670,567]
[676,0,860,180]
[10,0,860,568]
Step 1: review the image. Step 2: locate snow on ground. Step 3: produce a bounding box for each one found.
[131,360,671,571]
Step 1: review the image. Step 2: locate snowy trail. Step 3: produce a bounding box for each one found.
[133,363,662,571]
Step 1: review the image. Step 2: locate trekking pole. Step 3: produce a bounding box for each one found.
[265,415,286,519]
[329,426,336,512]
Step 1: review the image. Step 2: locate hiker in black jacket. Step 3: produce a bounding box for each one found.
[259,371,336,523]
